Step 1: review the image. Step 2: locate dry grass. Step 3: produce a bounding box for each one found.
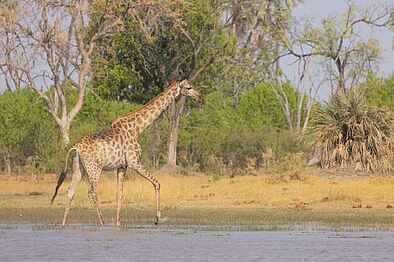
[2,168,394,211]
[3,168,394,227]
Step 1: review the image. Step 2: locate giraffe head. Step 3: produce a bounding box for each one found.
[179,79,203,105]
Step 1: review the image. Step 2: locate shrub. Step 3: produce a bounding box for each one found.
[0,82,305,174]
[178,87,303,172]
[0,89,141,173]
[0,89,59,172]
[312,89,394,173]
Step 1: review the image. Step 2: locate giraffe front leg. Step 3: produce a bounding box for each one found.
[116,168,126,227]
[131,163,161,225]
[155,186,161,225]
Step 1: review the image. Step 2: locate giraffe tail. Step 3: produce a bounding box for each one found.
[51,148,76,205]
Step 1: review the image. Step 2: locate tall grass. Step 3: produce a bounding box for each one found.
[3,170,394,210]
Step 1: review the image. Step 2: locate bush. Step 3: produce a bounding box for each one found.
[178,85,303,172]
[312,89,394,173]
[0,89,59,172]
[0,89,141,173]
[0,82,305,174]
[364,74,394,109]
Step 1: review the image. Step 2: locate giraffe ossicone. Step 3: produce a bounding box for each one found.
[51,80,202,226]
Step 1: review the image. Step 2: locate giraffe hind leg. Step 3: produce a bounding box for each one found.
[62,154,82,226]
[88,182,104,226]
[86,166,104,226]
[116,167,126,227]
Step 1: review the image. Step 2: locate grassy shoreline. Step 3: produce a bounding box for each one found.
[2,169,394,230]
[1,207,394,231]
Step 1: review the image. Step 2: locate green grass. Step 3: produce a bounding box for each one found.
[1,207,394,231]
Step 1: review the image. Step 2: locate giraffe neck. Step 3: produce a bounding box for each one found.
[129,82,181,134]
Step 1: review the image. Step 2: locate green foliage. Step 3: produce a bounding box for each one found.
[92,0,229,103]
[237,83,292,129]
[0,89,58,169]
[0,81,305,174]
[364,74,394,109]
[178,84,303,172]
[0,89,140,172]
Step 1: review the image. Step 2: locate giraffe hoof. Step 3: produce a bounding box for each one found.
[155,216,168,225]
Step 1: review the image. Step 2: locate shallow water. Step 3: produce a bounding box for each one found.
[1,225,394,262]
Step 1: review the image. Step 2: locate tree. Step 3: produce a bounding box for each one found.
[282,2,392,94]
[269,1,392,133]
[93,0,229,170]
[0,0,24,91]
[212,0,317,133]
[0,0,122,146]
[219,0,303,107]
[0,89,57,175]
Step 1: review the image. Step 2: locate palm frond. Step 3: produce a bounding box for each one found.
[312,89,394,173]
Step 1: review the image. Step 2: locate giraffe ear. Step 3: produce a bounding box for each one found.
[180,79,190,88]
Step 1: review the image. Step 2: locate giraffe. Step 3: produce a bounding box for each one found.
[50,79,202,226]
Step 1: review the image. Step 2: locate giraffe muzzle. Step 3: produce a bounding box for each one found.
[197,95,204,107]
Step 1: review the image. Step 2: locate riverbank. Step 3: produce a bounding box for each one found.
[1,168,394,229]
[2,207,394,231]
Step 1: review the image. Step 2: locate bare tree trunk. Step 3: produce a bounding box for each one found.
[4,154,12,176]
[301,87,317,133]
[337,66,346,94]
[164,96,186,171]
[59,122,71,147]
[272,44,294,130]
[335,55,347,95]
[273,85,293,130]
[296,92,304,131]
[232,83,241,108]
[302,102,314,133]
[151,121,161,168]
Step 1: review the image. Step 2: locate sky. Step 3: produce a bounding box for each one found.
[282,0,394,100]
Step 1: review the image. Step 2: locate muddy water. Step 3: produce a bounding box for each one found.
[1,225,394,262]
